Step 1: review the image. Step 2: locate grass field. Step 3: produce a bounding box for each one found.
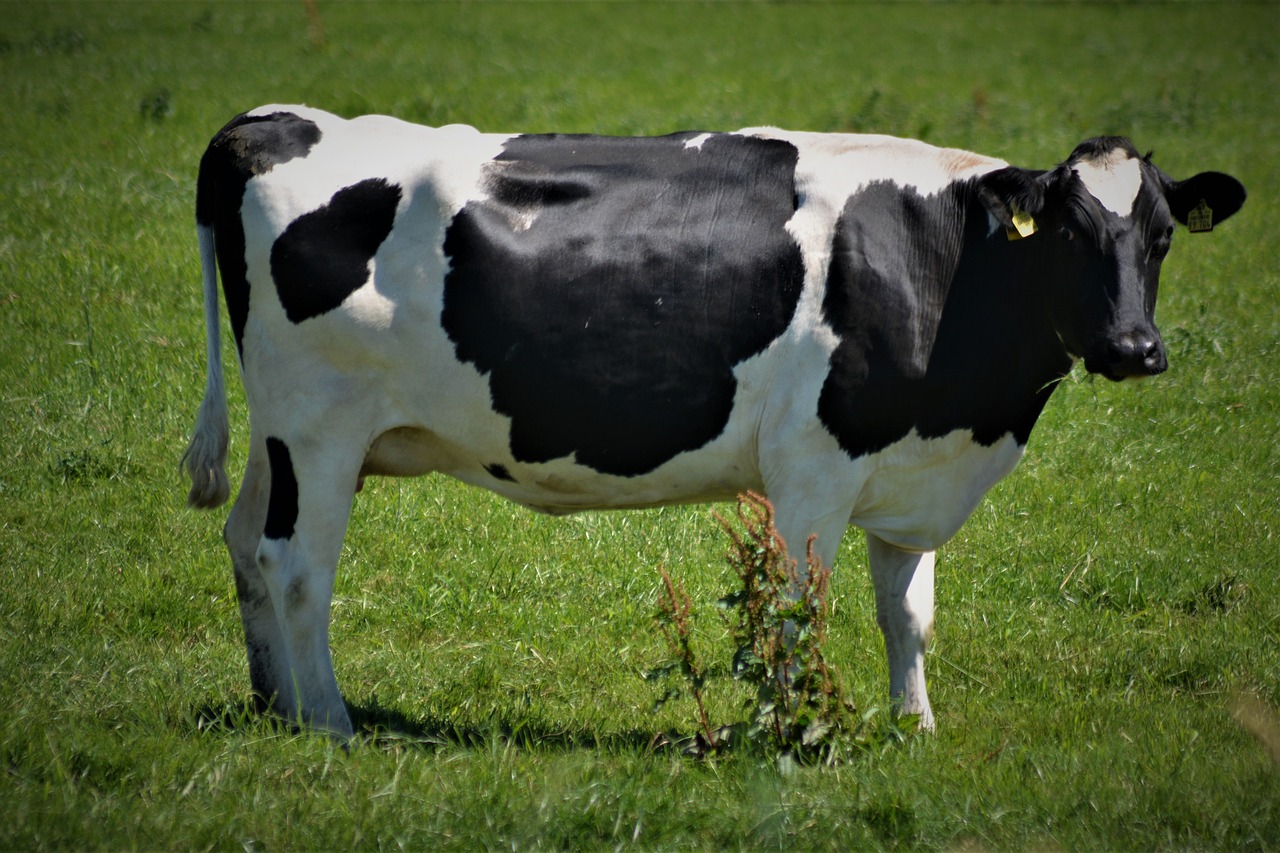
[2,1,1278,848]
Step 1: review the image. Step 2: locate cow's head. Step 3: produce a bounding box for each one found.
[978,137,1245,381]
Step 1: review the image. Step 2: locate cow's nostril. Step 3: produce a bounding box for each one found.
[1142,339,1167,375]
[1107,335,1165,378]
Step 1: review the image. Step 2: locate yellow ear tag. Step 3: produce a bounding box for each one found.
[1186,199,1214,233]
[1006,204,1038,240]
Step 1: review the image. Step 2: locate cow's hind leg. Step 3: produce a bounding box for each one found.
[867,534,936,732]
[252,434,360,738]
[224,432,295,717]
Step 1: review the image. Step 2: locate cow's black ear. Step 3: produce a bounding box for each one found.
[1167,171,1246,230]
[975,167,1044,230]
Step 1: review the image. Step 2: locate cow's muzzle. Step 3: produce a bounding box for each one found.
[1090,331,1167,381]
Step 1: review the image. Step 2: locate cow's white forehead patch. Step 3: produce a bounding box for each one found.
[1072,150,1143,217]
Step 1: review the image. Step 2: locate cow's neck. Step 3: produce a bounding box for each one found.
[925,201,1076,447]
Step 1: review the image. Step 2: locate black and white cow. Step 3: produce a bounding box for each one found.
[183,104,1245,738]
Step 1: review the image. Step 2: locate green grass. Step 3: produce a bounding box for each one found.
[2,1,1278,848]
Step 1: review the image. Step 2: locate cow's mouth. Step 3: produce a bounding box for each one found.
[1084,341,1168,382]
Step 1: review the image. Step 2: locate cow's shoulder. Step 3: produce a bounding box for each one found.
[742,132,1022,461]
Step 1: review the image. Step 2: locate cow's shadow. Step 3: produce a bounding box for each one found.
[190,695,665,754]
[352,698,662,752]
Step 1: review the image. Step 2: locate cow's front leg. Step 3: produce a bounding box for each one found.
[253,435,358,739]
[868,533,936,732]
[765,489,855,678]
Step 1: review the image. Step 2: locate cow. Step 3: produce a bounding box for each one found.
[183,104,1245,739]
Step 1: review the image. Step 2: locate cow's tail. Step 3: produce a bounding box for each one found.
[182,222,231,508]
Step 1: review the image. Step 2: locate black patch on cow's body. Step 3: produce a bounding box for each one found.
[819,180,1073,458]
[441,132,805,477]
[196,111,322,358]
[484,463,516,482]
[264,436,299,540]
[270,178,402,322]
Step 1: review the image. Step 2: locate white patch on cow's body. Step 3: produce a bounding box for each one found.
[683,132,714,150]
[510,209,538,232]
[742,128,1004,200]
[343,275,397,331]
[1073,150,1142,216]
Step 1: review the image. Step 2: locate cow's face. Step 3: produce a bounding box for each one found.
[979,138,1245,381]
[1044,141,1175,380]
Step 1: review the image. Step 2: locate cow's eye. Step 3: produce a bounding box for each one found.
[1059,226,1075,242]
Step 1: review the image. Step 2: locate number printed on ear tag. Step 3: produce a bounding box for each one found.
[1187,199,1214,233]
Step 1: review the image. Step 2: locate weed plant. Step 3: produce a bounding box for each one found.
[650,493,888,764]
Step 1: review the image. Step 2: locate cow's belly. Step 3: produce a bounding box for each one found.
[361,422,762,514]
[354,297,788,513]
[849,429,1024,552]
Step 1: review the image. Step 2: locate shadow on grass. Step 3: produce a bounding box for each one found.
[188,695,664,755]
[353,697,663,753]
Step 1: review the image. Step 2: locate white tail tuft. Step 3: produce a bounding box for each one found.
[182,224,231,508]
